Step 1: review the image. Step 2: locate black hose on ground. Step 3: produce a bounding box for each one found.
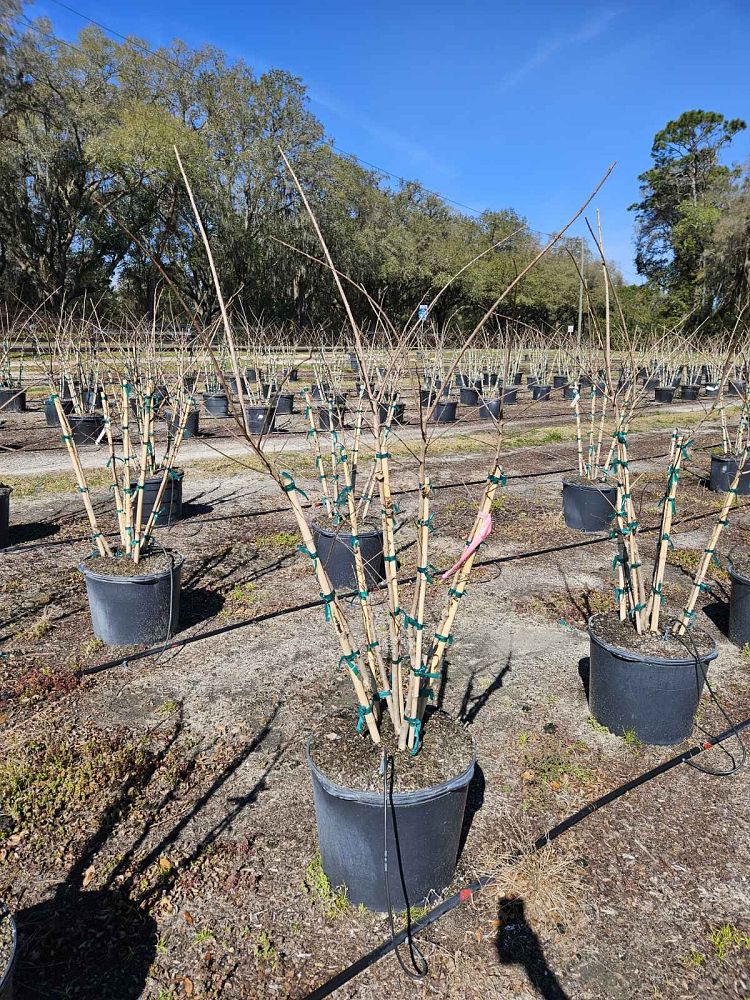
[301,716,750,1000]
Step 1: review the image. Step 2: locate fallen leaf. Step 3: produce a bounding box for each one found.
[182,978,194,997]
[83,865,95,888]
[158,856,173,872]
[184,911,194,925]
[521,770,536,782]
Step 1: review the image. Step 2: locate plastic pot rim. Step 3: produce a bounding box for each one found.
[561,477,616,492]
[312,520,382,542]
[727,562,750,586]
[588,614,718,666]
[306,736,476,806]
[79,551,185,585]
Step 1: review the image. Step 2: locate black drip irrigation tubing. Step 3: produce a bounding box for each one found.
[1,439,723,556]
[301,716,750,1000]
[75,495,750,679]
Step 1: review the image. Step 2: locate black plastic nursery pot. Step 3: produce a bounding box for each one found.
[245,368,259,383]
[81,388,103,411]
[0,388,26,412]
[588,616,717,745]
[80,552,183,646]
[562,478,617,533]
[728,563,750,649]
[311,521,385,590]
[419,389,437,407]
[0,903,16,1000]
[552,374,568,389]
[654,386,675,403]
[728,379,745,397]
[705,385,719,398]
[459,387,479,406]
[454,372,468,388]
[132,471,184,527]
[377,401,406,424]
[274,392,295,415]
[429,400,457,423]
[709,452,750,495]
[482,372,498,388]
[681,385,700,401]
[500,386,518,405]
[245,404,276,435]
[532,384,551,401]
[69,413,105,445]
[307,743,475,911]
[44,396,74,427]
[311,383,331,402]
[478,398,501,419]
[513,371,523,385]
[202,392,229,417]
[0,486,10,550]
[563,385,578,400]
[317,404,346,431]
[526,375,538,387]
[166,409,199,439]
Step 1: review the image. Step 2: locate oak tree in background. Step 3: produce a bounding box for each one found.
[630,110,747,323]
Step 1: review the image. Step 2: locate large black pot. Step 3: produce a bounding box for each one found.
[728,563,750,649]
[0,903,16,999]
[377,401,406,424]
[654,386,675,403]
[317,403,346,431]
[482,372,498,388]
[68,413,105,445]
[44,396,74,427]
[0,486,10,549]
[562,478,617,533]
[500,386,518,405]
[131,471,184,527]
[80,552,183,646]
[552,374,568,389]
[588,617,717,745]
[478,398,501,419]
[81,388,103,411]
[311,521,385,590]
[681,385,700,401]
[429,400,457,423]
[709,452,750,495]
[459,387,480,406]
[274,393,295,415]
[202,392,229,417]
[532,385,551,401]
[311,383,331,402]
[165,408,199,439]
[0,388,26,412]
[419,389,437,407]
[245,404,276,435]
[308,741,475,911]
[513,371,523,385]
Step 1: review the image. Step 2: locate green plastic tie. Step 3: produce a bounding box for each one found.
[434,632,453,646]
[375,451,392,460]
[383,554,398,563]
[661,533,674,549]
[319,590,335,621]
[404,715,422,755]
[281,472,309,501]
[298,545,318,565]
[356,702,373,733]
[401,611,424,630]
[339,650,361,677]
[448,587,464,599]
[412,666,441,679]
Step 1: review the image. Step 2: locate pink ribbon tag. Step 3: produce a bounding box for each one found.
[440,510,492,581]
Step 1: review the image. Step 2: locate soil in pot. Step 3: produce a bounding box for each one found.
[308,711,475,911]
[562,477,617,533]
[311,517,384,589]
[80,549,183,646]
[0,486,11,549]
[0,902,15,998]
[588,612,716,745]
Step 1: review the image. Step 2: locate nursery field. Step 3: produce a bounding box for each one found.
[1,371,749,1000]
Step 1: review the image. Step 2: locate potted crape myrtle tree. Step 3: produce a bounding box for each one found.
[585,232,732,746]
[0,338,26,412]
[710,383,750,495]
[50,370,192,646]
[171,147,611,910]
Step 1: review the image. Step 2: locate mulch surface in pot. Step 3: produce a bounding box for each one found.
[564,475,615,488]
[85,550,176,577]
[727,552,750,579]
[310,709,473,793]
[590,610,714,658]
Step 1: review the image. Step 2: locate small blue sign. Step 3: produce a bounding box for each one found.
[418,304,428,321]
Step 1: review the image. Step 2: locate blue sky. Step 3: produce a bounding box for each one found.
[31,0,750,282]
